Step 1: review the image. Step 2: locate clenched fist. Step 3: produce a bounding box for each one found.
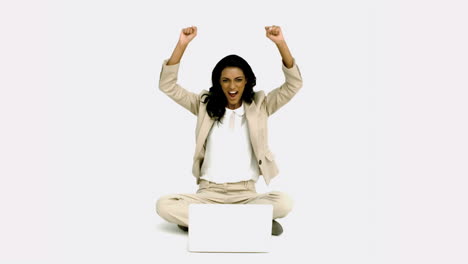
[265,25,285,44]
[179,26,197,45]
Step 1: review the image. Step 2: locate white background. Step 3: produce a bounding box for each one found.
[1,0,467,263]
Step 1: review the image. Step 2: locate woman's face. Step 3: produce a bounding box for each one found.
[220,67,247,110]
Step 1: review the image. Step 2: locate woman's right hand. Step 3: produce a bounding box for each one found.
[166,26,197,65]
[178,26,197,46]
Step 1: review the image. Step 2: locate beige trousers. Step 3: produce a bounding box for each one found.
[156,179,293,227]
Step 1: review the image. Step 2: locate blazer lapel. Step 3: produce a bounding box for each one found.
[195,112,214,156]
[244,101,259,152]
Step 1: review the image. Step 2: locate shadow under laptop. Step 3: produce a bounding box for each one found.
[156,222,187,236]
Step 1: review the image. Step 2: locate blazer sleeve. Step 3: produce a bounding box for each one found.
[157,59,200,116]
[265,59,303,116]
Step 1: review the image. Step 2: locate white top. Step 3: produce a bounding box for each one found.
[200,104,260,183]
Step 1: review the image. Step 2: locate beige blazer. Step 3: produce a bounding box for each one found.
[159,59,303,185]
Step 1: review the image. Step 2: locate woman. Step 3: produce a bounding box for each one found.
[156,25,303,236]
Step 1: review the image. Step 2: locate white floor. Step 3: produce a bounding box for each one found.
[150,205,374,263]
[4,177,467,264]
[3,178,379,264]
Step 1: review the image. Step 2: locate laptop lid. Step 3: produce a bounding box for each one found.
[188,204,273,253]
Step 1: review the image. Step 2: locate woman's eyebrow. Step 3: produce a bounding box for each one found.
[221,76,244,79]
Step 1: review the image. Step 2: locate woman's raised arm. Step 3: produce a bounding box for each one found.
[265,25,294,69]
[263,25,302,115]
[167,26,197,65]
[159,26,200,115]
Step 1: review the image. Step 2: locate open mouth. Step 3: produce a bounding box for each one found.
[228,91,238,98]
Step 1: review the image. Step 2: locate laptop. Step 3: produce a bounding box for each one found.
[188,204,273,253]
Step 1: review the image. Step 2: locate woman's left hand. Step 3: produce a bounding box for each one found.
[265,25,293,68]
[265,25,285,44]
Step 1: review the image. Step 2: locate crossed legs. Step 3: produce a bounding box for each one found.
[156,180,293,228]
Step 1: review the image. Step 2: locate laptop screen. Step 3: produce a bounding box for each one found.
[188,204,273,252]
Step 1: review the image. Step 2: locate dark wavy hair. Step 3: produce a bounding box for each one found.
[201,54,256,122]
